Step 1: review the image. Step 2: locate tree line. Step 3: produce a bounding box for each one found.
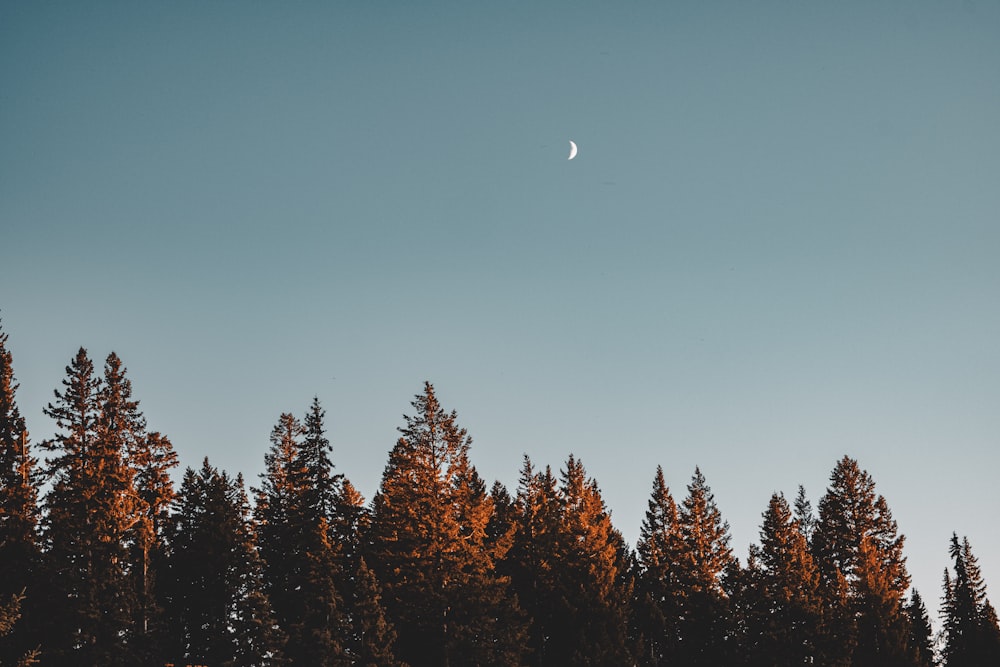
[0,320,998,666]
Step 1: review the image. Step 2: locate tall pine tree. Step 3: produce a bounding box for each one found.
[0,320,41,666]
[812,456,909,666]
[164,459,283,667]
[255,409,348,666]
[674,466,737,666]
[743,492,826,666]
[40,349,138,666]
[369,382,525,667]
[503,457,562,666]
[904,589,936,667]
[941,534,1000,666]
[633,466,686,666]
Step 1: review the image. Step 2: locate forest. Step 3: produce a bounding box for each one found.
[1,319,998,667]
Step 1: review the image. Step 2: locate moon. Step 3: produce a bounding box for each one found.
[568,140,578,160]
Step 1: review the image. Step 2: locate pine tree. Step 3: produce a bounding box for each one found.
[812,456,908,666]
[633,466,686,666]
[941,534,1000,666]
[255,410,347,666]
[556,455,632,666]
[674,466,736,666]
[904,589,936,667]
[369,382,525,667]
[504,456,562,666]
[793,484,816,542]
[39,348,138,666]
[504,455,630,666]
[0,320,41,666]
[300,397,343,523]
[163,459,283,667]
[0,590,40,666]
[126,430,178,664]
[743,492,826,666]
[351,557,405,667]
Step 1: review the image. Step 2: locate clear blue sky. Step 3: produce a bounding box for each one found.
[3,1,999,627]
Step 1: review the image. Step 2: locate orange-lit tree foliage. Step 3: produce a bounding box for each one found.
[370,382,525,667]
[743,493,826,666]
[812,456,910,666]
[633,465,686,666]
[0,320,41,666]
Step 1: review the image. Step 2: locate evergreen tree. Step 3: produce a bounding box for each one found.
[812,456,908,666]
[0,590,40,667]
[95,353,162,663]
[255,410,347,666]
[674,466,737,666]
[369,382,526,667]
[351,557,405,667]
[0,321,40,666]
[39,348,138,666]
[300,397,343,523]
[941,534,1000,666]
[904,589,936,667]
[853,534,913,666]
[633,466,686,666]
[743,492,826,666]
[126,430,178,664]
[505,455,630,666]
[163,459,283,667]
[793,484,816,542]
[485,481,516,563]
[504,456,562,666]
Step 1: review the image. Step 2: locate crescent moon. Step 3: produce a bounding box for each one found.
[568,140,578,160]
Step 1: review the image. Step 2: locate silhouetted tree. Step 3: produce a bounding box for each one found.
[793,484,816,542]
[743,492,826,666]
[369,382,525,667]
[941,534,1000,666]
[504,456,562,666]
[904,589,936,667]
[633,466,686,666]
[351,557,405,667]
[164,459,283,667]
[39,349,138,666]
[0,321,40,666]
[255,410,348,666]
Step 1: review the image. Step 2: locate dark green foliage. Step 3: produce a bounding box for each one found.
[941,534,1000,666]
[164,460,283,667]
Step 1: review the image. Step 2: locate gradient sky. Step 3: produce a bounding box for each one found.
[2,1,999,628]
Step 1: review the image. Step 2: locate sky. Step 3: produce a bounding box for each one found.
[2,1,999,628]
